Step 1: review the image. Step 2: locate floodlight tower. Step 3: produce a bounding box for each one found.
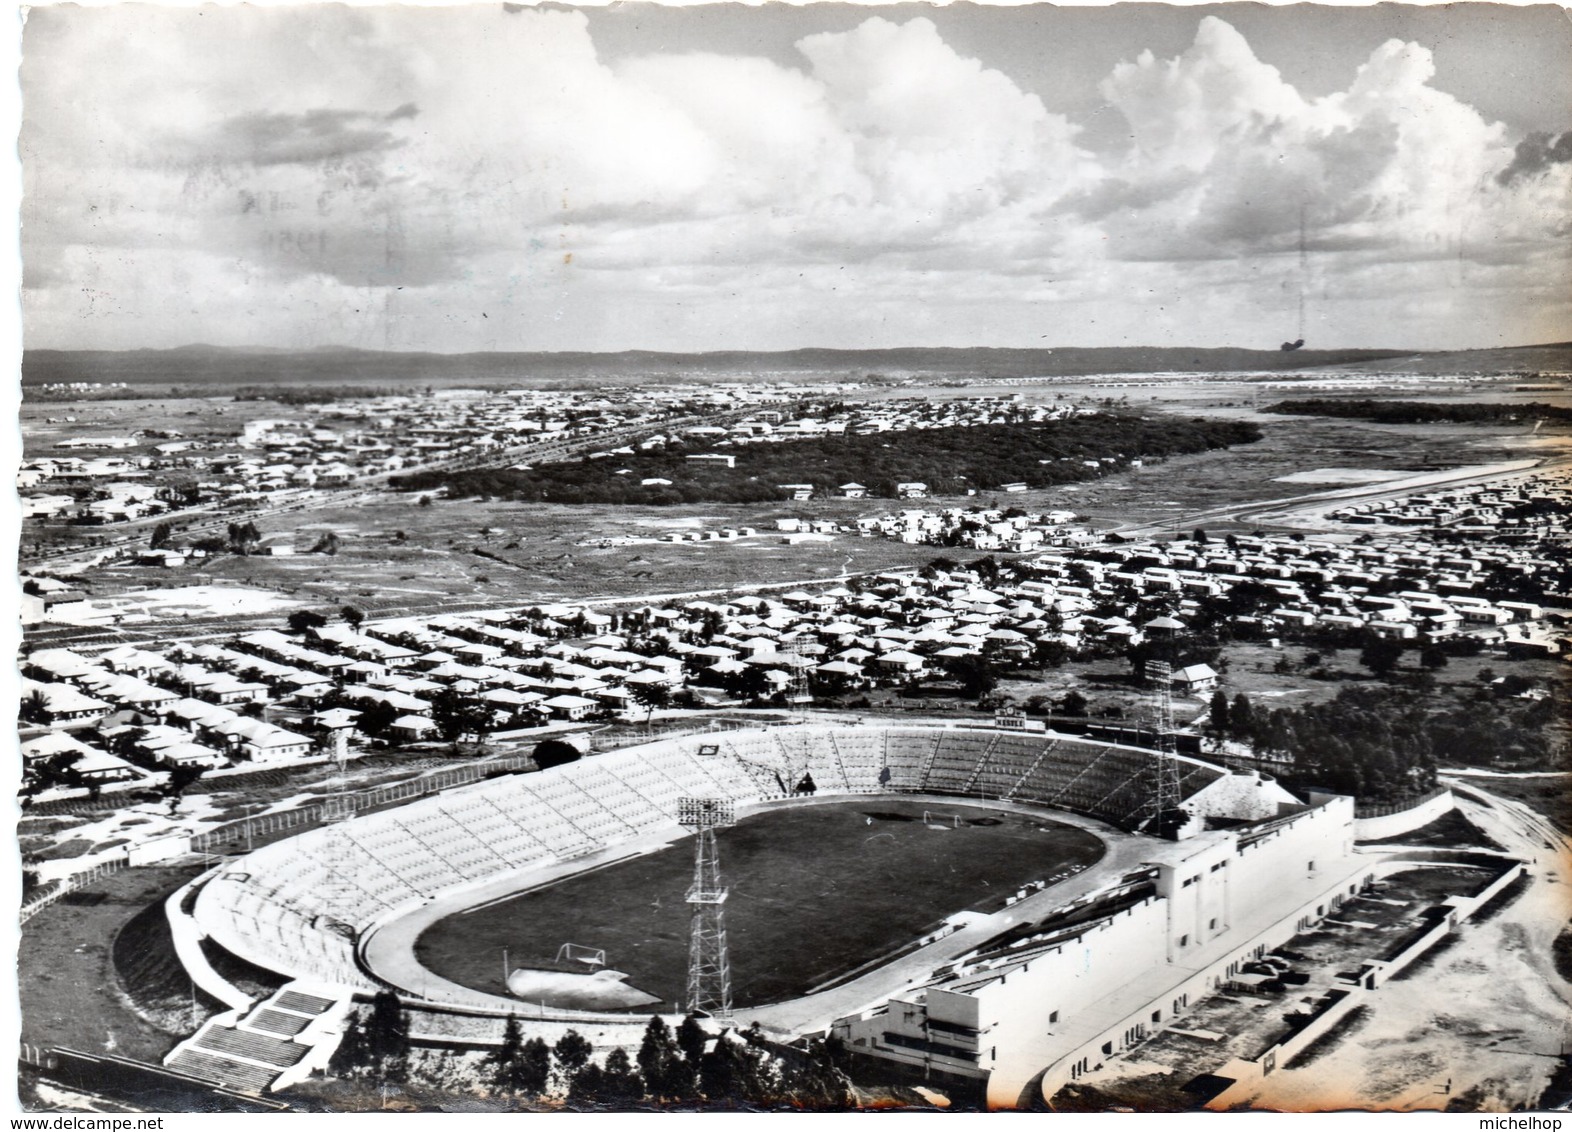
[315,730,362,942]
[1144,659,1183,837]
[779,637,813,710]
[678,797,735,1023]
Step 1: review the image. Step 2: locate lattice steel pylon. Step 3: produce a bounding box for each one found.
[779,637,813,709]
[1144,660,1184,838]
[315,733,360,934]
[678,797,735,1023]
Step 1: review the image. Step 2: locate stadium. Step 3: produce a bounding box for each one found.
[166,722,1385,1108]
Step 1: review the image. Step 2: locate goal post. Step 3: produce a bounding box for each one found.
[556,942,607,968]
[922,810,960,829]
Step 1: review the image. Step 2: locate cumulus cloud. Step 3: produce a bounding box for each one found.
[1082,16,1545,269]
[17,6,1570,351]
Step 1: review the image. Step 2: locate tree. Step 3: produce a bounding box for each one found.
[161,763,207,815]
[1058,690,1089,717]
[676,1014,710,1070]
[720,664,771,703]
[355,699,401,742]
[364,989,411,1083]
[699,1031,777,1106]
[287,609,328,634]
[150,522,174,550]
[226,520,262,556]
[430,687,493,749]
[1419,644,1450,671]
[1208,688,1230,736]
[780,1035,856,1108]
[1358,634,1404,677]
[329,1014,369,1079]
[311,531,341,556]
[341,605,365,629]
[638,1015,693,1100]
[519,1037,553,1097]
[567,1063,606,1105]
[629,682,671,724]
[943,653,999,699]
[554,1029,594,1085]
[599,1048,644,1104]
[1229,693,1255,741]
[20,688,51,726]
[487,1015,526,1094]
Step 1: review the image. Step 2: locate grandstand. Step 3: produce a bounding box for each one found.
[189,725,1248,997]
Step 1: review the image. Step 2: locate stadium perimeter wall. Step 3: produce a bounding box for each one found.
[1351,788,1456,842]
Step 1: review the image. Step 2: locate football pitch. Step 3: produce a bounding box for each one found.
[415,798,1105,1011]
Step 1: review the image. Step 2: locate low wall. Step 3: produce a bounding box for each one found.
[1353,789,1455,842]
[163,872,254,1012]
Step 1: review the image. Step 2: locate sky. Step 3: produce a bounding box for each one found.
[18,1,1572,354]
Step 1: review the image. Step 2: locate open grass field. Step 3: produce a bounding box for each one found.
[415,798,1105,1011]
[18,863,215,1064]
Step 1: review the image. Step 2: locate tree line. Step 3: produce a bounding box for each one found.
[1264,399,1572,425]
[1211,676,1556,801]
[329,993,854,1108]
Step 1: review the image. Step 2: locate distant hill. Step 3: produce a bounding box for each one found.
[1293,342,1572,377]
[22,344,1426,389]
[25,341,1571,390]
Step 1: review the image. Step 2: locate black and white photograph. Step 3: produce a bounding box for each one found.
[11,0,1572,1115]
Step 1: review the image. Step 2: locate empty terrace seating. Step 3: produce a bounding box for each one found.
[395,810,512,882]
[1008,738,1154,827]
[504,781,600,858]
[599,756,690,815]
[690,745,773,803]
[923,731,996,793]
[772,730,846,792]
[539,776,634,840]
[960,732,1052,798]
[346,821,462,896]
[713,733,791,798]
[193,1025,308,1069]
[882,731,936,792]
[275,990,336,1015]
[654,746,742,798]
[570,765,670,832]
[444,793,554,870]
[248,1009,311,1038]
[167,1049,281,1094]
[716,746,789,799]
[824,730,885,792]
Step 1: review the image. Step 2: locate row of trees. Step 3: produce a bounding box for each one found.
[331,999,854,1109]
[1265,399,1572,425]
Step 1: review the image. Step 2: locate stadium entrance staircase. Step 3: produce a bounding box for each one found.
[164,983,353,1094]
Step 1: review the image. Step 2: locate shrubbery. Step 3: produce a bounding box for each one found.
[391,414,1261,506]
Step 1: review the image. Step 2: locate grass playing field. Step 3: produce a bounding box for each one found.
[414,798,1105,1011]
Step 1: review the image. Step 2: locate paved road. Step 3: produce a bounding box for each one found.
[1115,456,1556,537]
